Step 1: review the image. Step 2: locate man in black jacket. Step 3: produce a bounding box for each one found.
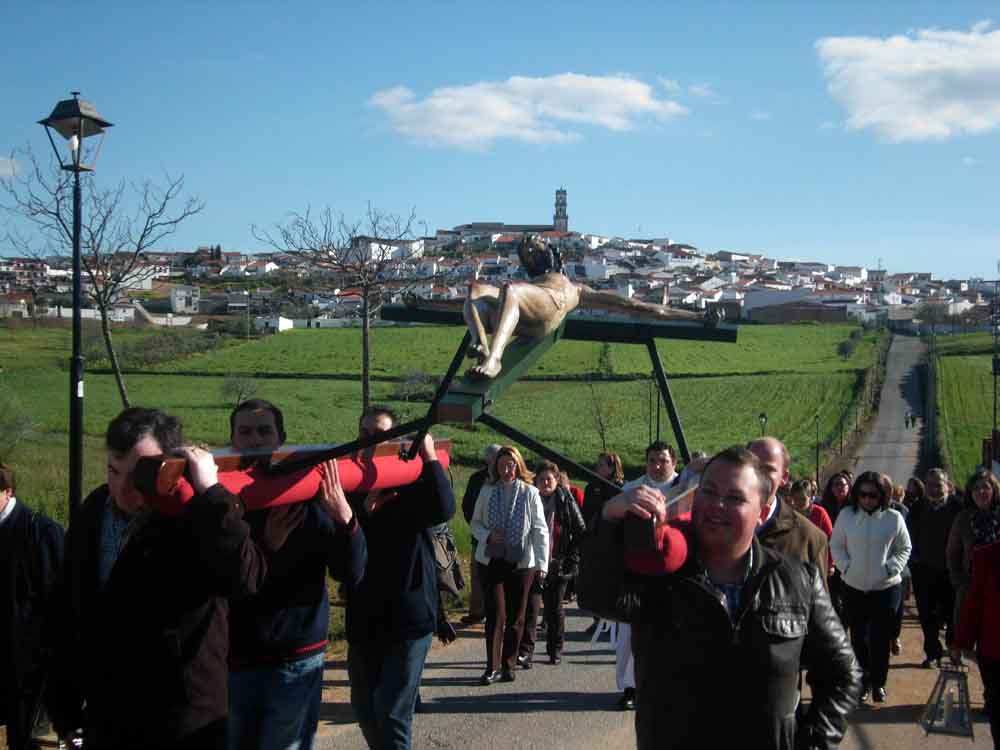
[49,408,267,750]
[907,467,962,667]
[0,463,64,750]
[345,407,455,750]
[226,399,366,750]
[596,446,860,749]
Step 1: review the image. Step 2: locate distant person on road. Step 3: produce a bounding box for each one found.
[0,463,64,750]
[612,441,680,711]
[593,445,861,749]
[907,467,962,668]
[226,399,366,750]
[461,444,502,625]
[946,470,1000,639]
[747,438,830,588]
[830,471,911,703]
[470,446,549,685]
[344,406,455,750]
[49,407,268,750]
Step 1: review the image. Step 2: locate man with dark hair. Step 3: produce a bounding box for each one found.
[747,437,829,587]
[596,446,861,749]
[0,463,64,750]
[907,467,962,668]
[346,407,455,750]
[227,399,366,750]
[49,407,267,750]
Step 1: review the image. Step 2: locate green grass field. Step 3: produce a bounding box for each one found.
[145,321,879,378]
[936,343,994,481]
[2,320,876,525]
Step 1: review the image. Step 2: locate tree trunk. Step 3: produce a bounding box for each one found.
[361,285,371,411]
[100,308,131,408]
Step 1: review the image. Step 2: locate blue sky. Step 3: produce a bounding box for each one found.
[2,1,999,280]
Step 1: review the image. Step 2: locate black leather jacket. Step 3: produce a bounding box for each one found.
[620,529,860,750]
[541,487,586,578]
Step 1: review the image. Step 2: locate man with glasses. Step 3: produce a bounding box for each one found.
[907,467,962,667]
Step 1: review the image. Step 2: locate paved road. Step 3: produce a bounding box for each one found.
[852,335,926,482]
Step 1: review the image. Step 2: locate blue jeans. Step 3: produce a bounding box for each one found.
[228,651,325,750]
[348,633,433,750]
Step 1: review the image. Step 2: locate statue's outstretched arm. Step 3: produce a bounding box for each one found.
[576,285,722,325]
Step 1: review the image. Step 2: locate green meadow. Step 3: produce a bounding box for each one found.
[934,333,995,481]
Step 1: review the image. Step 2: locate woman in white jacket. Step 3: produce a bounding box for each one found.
[831,470,912,704]
[470,445,550,685]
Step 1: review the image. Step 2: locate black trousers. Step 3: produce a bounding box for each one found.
[520,577,543,659]
[911,563,955,660]
[842,582,903,690]
[979,654,1000,750]
[480,560,536,673]
[542,576,569,657]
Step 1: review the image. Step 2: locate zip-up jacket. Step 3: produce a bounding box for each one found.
[594,517,861,750]
[830,505,911,592]
[229,503,366,668]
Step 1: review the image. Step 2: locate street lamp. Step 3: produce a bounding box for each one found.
[758,412,768,437]
[39,92,113,519]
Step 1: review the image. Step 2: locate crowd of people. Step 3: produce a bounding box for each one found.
[4,400,1000,750]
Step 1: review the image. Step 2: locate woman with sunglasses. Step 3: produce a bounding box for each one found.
[830,471,912,703]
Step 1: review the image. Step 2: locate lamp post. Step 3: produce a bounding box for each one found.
[758,412,768,437]
[38,92,112,520]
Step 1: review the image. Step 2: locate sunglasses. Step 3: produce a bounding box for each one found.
[857,490,881,499]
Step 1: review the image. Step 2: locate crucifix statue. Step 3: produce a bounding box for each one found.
[463,235,722,379]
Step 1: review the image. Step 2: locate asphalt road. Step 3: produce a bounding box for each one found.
[851,335,926,482]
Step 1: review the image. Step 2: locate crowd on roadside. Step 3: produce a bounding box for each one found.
[4,403,1000,750]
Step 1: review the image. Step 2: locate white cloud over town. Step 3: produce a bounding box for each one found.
[369,74,688,149]
[751,111,770,121]
[688,83,718,99]
[816,21,1000,142]
[0,158,15,177]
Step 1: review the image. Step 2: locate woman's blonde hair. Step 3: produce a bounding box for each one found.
[490,445,534,483]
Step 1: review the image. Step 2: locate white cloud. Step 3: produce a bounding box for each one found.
[0,158,15,177]
[369,74,688,149]
[962,156,978,165]
[658,77,681,93]
[819,120,835,130]
[816,21,1000,142]
[688,83,718,99]
[751,111,770,121]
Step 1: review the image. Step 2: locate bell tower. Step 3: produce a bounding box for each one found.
[553,188,568,232]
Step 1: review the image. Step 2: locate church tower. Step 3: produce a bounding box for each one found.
[553,188,568,232]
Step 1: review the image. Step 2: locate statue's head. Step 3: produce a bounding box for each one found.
[517,234,563,278]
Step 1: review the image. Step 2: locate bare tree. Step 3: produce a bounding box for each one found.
[255,203,418,410]
[221,373,260,409]
[1,147,205,407]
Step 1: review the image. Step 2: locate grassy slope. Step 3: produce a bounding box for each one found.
[935,332,994,480]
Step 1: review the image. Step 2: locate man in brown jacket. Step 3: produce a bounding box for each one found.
[748,437,829,587]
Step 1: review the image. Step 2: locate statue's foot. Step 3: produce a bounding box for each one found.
[704,307,725,328]
[469,358,503,379]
